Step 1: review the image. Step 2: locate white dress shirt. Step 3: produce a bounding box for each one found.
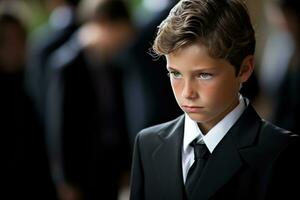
[182,95,248,183]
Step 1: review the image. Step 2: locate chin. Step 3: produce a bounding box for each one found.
[186,113,208,123]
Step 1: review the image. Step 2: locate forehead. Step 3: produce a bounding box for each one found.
[166,43,233,72]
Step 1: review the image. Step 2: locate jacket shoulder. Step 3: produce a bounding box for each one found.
[261,120,298,139]
[138,115,184,139]
[259,120,299,154]
[133,115,184,159]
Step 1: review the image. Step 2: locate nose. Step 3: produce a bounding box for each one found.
[182,80,197,99]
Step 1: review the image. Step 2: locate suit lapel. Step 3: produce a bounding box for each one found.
[190,105,262,199]
[190,130,242,199]
[152,115,186,199]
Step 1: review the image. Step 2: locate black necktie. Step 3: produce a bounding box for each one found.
[185,140,209,196]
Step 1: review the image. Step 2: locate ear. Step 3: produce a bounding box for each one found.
[238,55,254,83]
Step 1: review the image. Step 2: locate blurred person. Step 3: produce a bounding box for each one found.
[0,12,56,200]
[260,0,294,98]
[258,0,294,118]
[271,0,300,134]
[25,0,81,122]
[43,0,134,199]
[24,1,82,199]
[130,0,300,199]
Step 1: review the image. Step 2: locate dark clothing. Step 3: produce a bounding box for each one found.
[1,71,56,199]
[130,104,300,200]
[273,62,300,134]
[47,44,130,199]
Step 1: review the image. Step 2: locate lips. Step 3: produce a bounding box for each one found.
[182,105,204,113]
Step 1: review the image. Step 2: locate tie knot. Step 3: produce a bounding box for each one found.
[191,140,209,160]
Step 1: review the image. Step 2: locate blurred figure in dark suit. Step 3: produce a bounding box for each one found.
[43,0,134,199]
[24,1,82,199]
[25,0,81,122]
[0,12,56,200]
[272,0,300,134]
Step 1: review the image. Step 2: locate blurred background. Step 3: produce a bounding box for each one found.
[1,0,300,199]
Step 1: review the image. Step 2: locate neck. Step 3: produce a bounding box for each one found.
[198,97,240,135]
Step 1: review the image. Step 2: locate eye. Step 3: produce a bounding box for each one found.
[197,73,213,80]
[168,71,182,79]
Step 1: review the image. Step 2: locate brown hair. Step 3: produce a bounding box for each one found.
[153,0,255,74]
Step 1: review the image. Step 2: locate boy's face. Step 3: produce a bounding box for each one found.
[166,43,251,133]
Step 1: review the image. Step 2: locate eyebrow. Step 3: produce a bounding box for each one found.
[167,66,218,72]
[166,66,177,71]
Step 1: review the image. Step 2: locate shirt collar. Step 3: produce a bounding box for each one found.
[183,95,248,153]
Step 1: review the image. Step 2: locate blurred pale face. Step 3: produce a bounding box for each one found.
[166,43,252,134]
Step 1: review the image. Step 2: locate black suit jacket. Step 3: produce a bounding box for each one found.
[130,105,300,200]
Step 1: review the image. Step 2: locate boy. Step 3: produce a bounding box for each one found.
[130,0,300,199]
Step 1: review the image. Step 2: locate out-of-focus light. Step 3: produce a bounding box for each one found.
[142,0,170,13]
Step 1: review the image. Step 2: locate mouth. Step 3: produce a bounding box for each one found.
[182,105,204,113]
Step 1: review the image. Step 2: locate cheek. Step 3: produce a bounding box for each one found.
[200,84,221,104]
[201,79,238,104]
[170,81,182,101]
